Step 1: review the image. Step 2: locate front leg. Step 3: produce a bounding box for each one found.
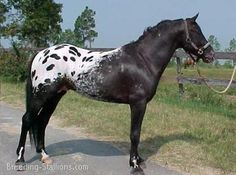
[40,149,53,164]
[129,100,147,168]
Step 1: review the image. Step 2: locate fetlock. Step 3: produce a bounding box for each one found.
[129,155,144,168]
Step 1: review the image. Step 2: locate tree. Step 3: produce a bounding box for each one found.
[6,0,63,47]
[55,29,81,46]
[0,0,8,43]
[0,0,7,26]
[74,6,98,48]
[225,38,236,65]
[208,35,221,51]
[225,38,236,52]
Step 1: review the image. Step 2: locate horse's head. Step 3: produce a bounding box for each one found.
[182,14,214,63]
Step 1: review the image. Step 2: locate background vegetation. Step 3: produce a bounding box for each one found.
[0,1,235,174]
[0,68,235,174]
[0,0,235,82]
[0,0,98,81]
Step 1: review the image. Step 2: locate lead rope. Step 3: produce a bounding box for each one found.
[196,63,236,94]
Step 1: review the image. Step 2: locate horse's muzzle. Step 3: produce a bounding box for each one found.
[203,50,215,63]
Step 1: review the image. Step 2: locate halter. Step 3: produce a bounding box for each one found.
[184,20,210,62]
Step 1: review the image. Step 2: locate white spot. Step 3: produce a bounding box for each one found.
[108,65,112,73]
[17,147,23,160]
[37,107,43,116]
[121,64,124,72]
[31,44,122,96]
[132,159,138,168]
[41,149,49,159]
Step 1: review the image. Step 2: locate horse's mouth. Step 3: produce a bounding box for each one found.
[202,56,214,63]
[202,51,215,63]
[202,54,215,63]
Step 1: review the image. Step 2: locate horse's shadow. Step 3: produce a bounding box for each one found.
[27,132,199,164]
[27,139,125,163]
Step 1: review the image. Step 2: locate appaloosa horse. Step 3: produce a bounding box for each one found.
[16,14,214,169]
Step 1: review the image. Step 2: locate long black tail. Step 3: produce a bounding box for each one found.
[26,55,37,148]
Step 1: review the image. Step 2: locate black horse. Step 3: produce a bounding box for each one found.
[16,14,214,169]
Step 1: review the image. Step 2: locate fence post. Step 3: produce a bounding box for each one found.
[176,57,184,96]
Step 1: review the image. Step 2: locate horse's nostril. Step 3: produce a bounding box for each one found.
[205,51,215,60]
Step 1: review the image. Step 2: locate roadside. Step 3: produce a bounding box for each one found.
[0,101,182,175]
[1,67,235,175]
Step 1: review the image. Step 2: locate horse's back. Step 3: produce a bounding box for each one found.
[30,44,122,96]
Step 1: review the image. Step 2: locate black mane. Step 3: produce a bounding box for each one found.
[123,18,184,54]
[137,20,172,41]
[125,19,179,50]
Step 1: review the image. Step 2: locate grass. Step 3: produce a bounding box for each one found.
[0,78,25,106]
[0,67,236,174]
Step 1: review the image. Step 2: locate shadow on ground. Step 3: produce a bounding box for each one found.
[27,132,199,165]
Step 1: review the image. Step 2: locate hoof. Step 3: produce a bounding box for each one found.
[41,156,53,165]
[15,159,26,171]
[129,156,145,168]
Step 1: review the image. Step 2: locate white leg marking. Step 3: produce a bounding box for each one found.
[17,147,24,160]
[132,158,138,168]
[37,108,43,116]
[41,149,53,164]
[41,149,49,159]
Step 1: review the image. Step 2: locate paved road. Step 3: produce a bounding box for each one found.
[0,102,182,175]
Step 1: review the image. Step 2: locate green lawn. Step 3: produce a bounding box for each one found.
[0,67,235,174]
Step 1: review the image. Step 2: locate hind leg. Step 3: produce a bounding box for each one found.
[16,99,44,167]
[15,112,30,166]
[35,91,66,164]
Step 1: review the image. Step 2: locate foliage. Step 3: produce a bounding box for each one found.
[0,1,7,22]
[225,38,236,52]
[55,29,82,46]
[74,6,98,48]
[0,0,7,24]
[0,0,8,41]
[0,42,35,81]
[212,59,220,68]
[225,38,236,66]
[208,35,221,51]
[0,49,29,81]
[223,60,233,68]
[5,0,63,47]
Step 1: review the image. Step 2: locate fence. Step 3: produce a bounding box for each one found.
[174,50,236,95]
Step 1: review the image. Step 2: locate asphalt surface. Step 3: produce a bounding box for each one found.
[0,101,182,175]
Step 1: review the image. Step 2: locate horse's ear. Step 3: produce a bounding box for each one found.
[190,13,199,21]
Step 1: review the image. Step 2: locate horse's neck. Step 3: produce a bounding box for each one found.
[136,33,179,77]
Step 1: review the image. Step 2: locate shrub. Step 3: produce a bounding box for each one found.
[223,60,234,69]
[0,49,31,82]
